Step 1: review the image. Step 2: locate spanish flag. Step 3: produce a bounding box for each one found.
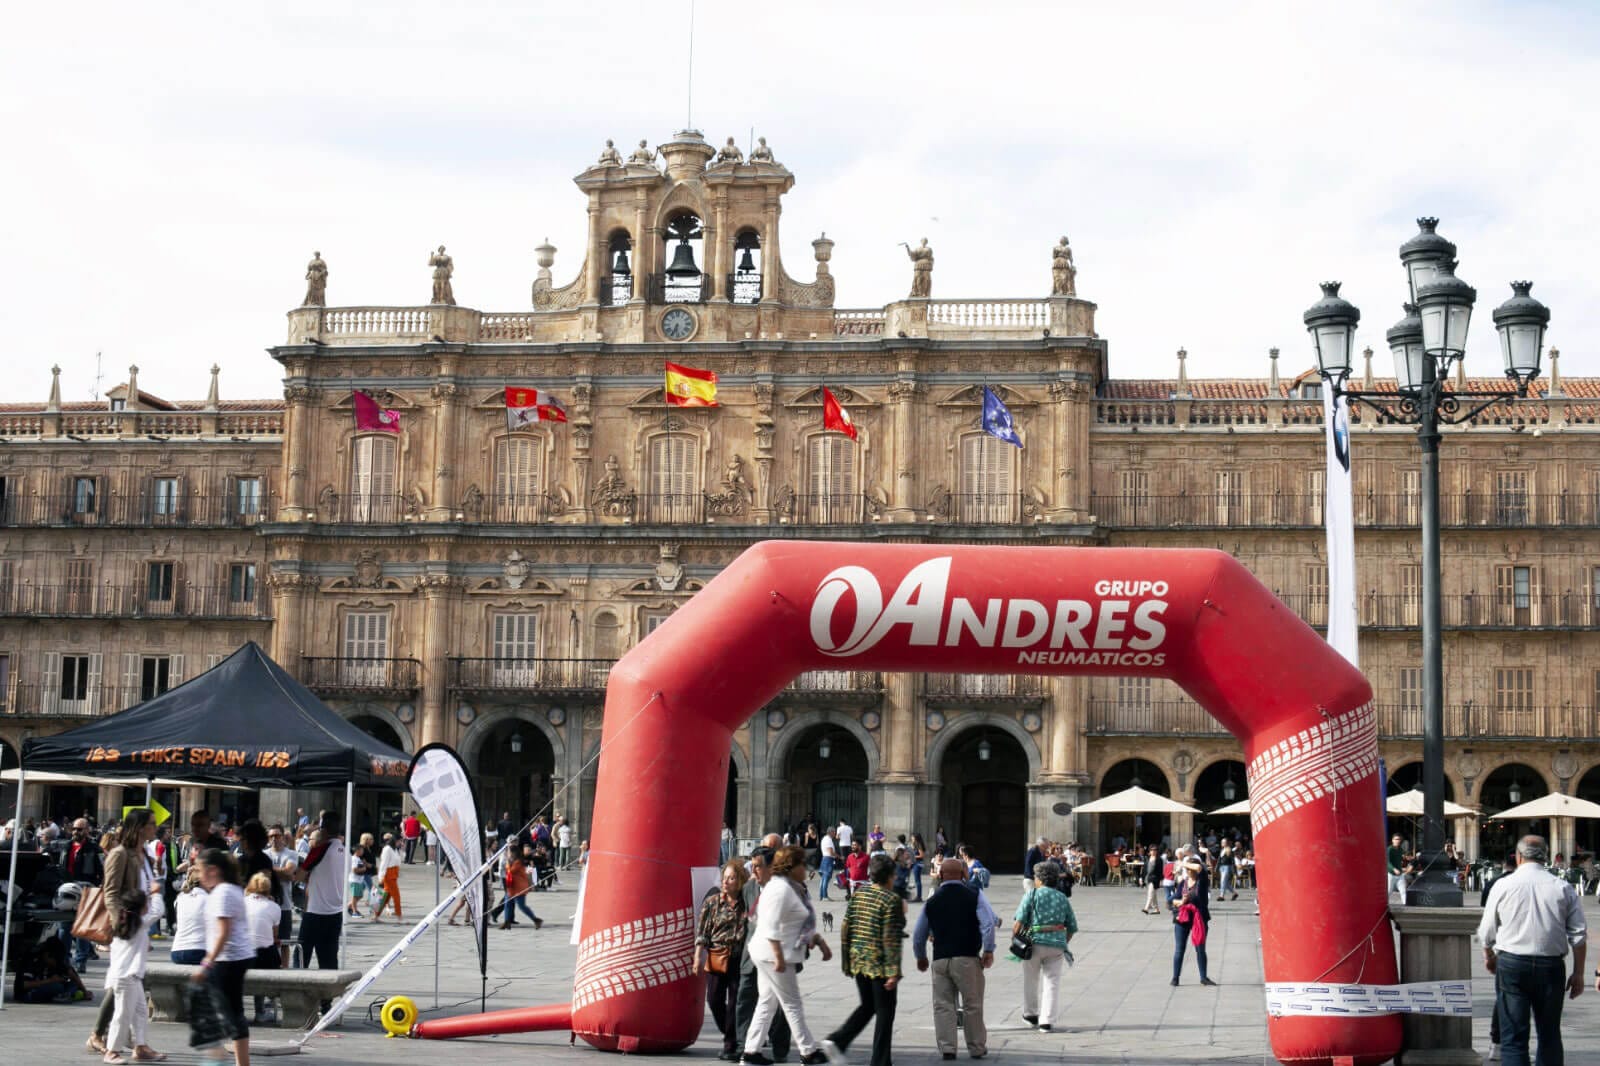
[664,361,719,407]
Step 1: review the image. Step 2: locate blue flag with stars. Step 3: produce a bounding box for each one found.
[981,385,1022,448]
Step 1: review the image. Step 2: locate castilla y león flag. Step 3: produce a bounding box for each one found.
[505,387,568,429]
[822,386,857,440]
[352,389,401,433]
[664,361,719,407]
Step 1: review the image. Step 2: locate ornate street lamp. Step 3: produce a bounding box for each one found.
[1304,218,1550,909]
[509,732,524,755]
[1222,770,1238,803]
[1507,777,1523,806]
[818,735,832,760]
[977,735,992,762]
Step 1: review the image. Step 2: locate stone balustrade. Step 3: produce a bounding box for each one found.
[928,298,1049,331]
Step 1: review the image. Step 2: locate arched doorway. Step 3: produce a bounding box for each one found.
[349,713,410,838]
[939,728,1029,873]
[1576,765,1600,860]
[1385,761,1458,848]
[1193,759,1249,846]
[1099,758,1172,855]
[476,718,557,830]
[785,724,868,838]
[1480,763,1547,865]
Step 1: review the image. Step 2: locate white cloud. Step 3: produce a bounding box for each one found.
[2,1,1593,402]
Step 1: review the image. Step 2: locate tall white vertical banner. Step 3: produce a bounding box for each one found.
[1324,390,1359,667]
[408,745,490,980]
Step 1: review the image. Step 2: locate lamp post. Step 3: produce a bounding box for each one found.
[1304,218,1549,908]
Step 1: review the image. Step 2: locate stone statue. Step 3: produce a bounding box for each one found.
[750,136,775,163]
[1051,235,1076,296]
[903,238,933,298]
[716,137,743,165]
[429,245,455,305]
[627,139,656,165]
[724,454,753,502]
[302,251,327,307]
[591,453,635,517]
[597,138,623,166]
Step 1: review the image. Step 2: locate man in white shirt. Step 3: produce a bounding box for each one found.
[818,829,839,901]
[556,819,573,868]
[266,824,299,965]
[836,821,854,851]
[1477,835,1586,1064]
[292,814,349,1010]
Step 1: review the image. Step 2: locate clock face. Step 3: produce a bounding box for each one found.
[661,308,696,341]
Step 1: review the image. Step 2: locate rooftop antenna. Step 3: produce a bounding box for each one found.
[685,0,695,129]
[91,351,104,401]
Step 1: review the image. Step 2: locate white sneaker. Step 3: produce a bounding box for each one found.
[821,1039,846,1066]
[1486,1047,1499,1062]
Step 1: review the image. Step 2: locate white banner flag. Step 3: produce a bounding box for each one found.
[408,745,490,978]
[1323,390,1358,667]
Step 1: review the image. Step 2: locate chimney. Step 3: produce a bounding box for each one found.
[125,365,142,411]
[206,364,221,411]
[1268,347,1280,393]
[1362,346,1374,391]
[46,364,62,413]
[1547,347,1562,396]
[1175,347,1190,398]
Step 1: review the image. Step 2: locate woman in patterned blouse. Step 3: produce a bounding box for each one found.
[694,861,749,1060]
[1013,859,1077,1032]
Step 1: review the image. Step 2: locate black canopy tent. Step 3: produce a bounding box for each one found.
[20,641,411,787]
[3,642,411,1002]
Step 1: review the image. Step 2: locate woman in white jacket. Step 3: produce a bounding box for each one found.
[741,845,831,1066]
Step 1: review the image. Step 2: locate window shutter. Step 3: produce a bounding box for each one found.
[960,435,1014,521]
[649,435,697,521]
[1528,565,1543,626]
[1306,468,1325,526]
[41,652,61,715]
[121,654,139,707]
[86,653,103,715]
[169,654,184,688]
[494,438,539,519]
[808,436,856,521]
[207,653,225,670]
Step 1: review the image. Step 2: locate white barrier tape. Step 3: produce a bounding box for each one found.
[1265,980,1474,1017]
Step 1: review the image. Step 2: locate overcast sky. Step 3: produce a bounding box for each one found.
[3,2,1594,404]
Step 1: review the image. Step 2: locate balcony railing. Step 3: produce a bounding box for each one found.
[770,493,880,525]
[925,673,1047,701]
[779,670,885,702]
[301,657,421,694]
[0,684,182,719]
[1371,703,1600,740]
[1274,593,1600,630]
[0,584,270,620]
[926,492,1036,524]
[449,657,614,693]
[1086,699,1230,736]
[0,492,274,529]
[1091,492,1600,530]
[306,493,413,524]
[647,273,708,304]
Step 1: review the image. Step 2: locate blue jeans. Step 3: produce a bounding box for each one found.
[1219,867,1235,895]
[1495,952,1567,1066]
[171,948,205,964]
[912,862,924,900]
[500,894,539,925]
[819,856,835,898]
[1172,920,1208,982]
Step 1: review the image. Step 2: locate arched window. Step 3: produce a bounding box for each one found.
[647,434,700,522]
[493,436,542,522]
[604,231,633,306]
[349,435,398,522]
[732,230,762,305]
[806,434,858,523]
[958,434,1016,522]
[658,213,705,303]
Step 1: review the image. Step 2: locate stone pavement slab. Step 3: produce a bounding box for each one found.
[5,863,1598,1064]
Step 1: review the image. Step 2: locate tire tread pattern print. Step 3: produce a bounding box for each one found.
[1247,707,1379,836]
[573,908,697,1010]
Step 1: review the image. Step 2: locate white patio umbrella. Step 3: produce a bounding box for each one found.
[1386,788,1477,819]
[1074,785,1201,815]
[1489,793,1600,821]
[1208,797,1253,816]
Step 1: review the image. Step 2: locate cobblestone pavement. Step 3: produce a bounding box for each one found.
[6,863,1598,1064]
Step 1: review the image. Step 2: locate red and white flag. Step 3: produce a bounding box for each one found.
[352,390,401,433]
[822,386,857,440]
[505,387,568,429]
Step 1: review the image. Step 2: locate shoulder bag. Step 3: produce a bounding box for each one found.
[706,945,733,974]
[70,884,113,945]
[1008,891,1036,960]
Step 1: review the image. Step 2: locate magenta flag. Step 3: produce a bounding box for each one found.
[352,389,400,433]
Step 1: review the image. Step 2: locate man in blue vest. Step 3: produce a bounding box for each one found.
[913,859,995,1060]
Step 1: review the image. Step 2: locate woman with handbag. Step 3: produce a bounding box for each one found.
[693,860,749,1061]
[1170,846,1216,987]
[100,808,167,1063]
[1141,846,1163,915]
[1012,859,1075,1032]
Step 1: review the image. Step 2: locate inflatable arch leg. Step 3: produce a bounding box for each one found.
[414,543,1401,1066]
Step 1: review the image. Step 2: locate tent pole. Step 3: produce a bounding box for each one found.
[0,760,24,1010]
[340,781,353,969]
[433,855,440,1009]
[144,776,152,807]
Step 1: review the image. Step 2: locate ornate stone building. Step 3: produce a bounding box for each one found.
[2,130,1597,868]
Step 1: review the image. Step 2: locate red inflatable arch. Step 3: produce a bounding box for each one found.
[416,542,1401,1065]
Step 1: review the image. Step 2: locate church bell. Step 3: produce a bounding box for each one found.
[665,239,700,278]
[612,248,631,275]
[737,246,757,273]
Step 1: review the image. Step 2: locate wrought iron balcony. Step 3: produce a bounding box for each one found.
[1090,491,1600,531]
[448,657,615,693]
[0,492,274,529]
[1369,703,1592,740]
[1086,699,1229,736]
[770,493,883,525]
[1272,592,1599,630]
[925,673,1047,704]
[0,584,270,620]
[304,493,414,524]
[301,657,421,695]
[925,492,1039,525]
